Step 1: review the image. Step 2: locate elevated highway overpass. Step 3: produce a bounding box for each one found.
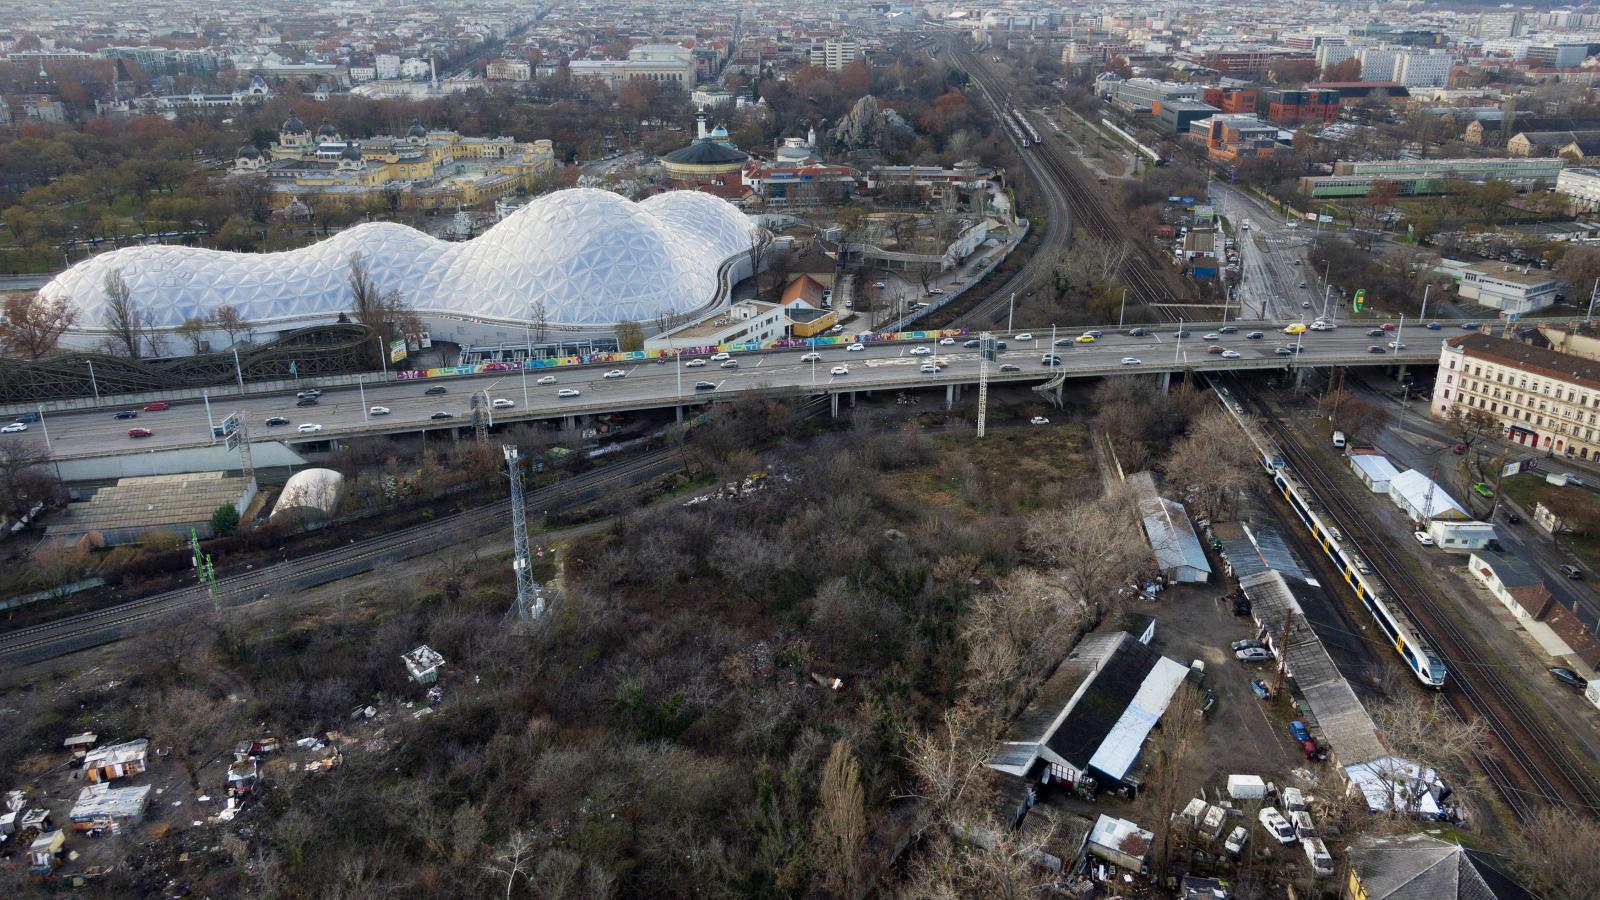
[7,321,1444,467]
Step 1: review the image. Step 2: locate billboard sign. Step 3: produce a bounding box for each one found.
[220,413,239,437]
[226,432,241,452]
[390,339,408,363]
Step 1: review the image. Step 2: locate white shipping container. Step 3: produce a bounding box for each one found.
[1227,774,1267,800]
[1585,680,1600,711]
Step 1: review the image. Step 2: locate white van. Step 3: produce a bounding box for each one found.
[1302,837,1334,875]
[1332,430,1346,449]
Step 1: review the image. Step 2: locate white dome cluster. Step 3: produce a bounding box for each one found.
[41,188,757,331]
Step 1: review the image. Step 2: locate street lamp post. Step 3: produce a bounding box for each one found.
[1419,284,1431,324]
[1589,277,1600,322]
[36,404,50,453]
[359,380,369,423]
[1118,288,1127,327]
[203,391,216,443]
[85,359,99,401]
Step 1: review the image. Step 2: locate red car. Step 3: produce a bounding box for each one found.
[127,427,152,438]
[1379,323,1396,332]
[143,401,169,411]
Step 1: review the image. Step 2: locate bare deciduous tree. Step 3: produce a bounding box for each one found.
[1147,683,1203,878]
[748,227,775,298]
[348,253,422,366]
[1371,692,1489,823]
[1510,804,1600,900]
[0,440,63,521]
[212,304,252,346]
[530,298,549,343]
[0,291,79,359]
[174,316,209,353]
[1023,485,1154,616]
[484,831,536,900]
[813,739,867,896]
[102,268,145,360]
[1163,410,1259,522]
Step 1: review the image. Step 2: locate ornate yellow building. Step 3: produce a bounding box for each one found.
[232,113,555,210]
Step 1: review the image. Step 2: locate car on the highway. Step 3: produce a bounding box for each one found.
[1560,564,1583,580]
[1367,329,1385,337]
[492,398,514,409]
[1203,332,1221,340]
[128,427,153,438]
[143,401,169,411]
[910,346,931,356]
[1275,347,1293,356]
[1173,329,1191,338]
[1030,416,1049,425]
[1015,332,1034,341]
[719,360,739,369]
[1283,323,1307,335]
[264,417,290,427]
[1085,330,1103,338]
[113,410,139,419]
[430,411,453,420]
[296,397,319,407]
[1054,338,1074,346]
[1368,345,1386,353]
[297,389,322,399]
[1235,646,1272,662]
[920,363,940,373]
[939,337,956,345]
[425,386,448,395]
[1462,321,1480,330]
[684,359,706,368]
[1425,322,1442,330]
[1246,331,1263,340]
[296,423,322,434]
[1208,345,1224,355]
[964,339,980,348]
[369,406,391,416]
[1075,334,1096,344]
[710,352,731,361]
[999,364,1021,372]
[694,381,717,391]
[1551,666,1588,689]
[558,389,581,398]
[13,412,39,423]
[538,375,559,384]
[1121,357,1141,365]
[846,343,865,352]
[1412,531,1434,546]
[1041,354,1061,366]
[0,422,26,434]
[800,352,822,362]
[603,369,625,378]
[1221,349,1241,359]
[1219,325,1238,334]
[1389,341,1407,350]
[1379,322,1396,331]
[1128,327,1150,336]
[830,366,849,376]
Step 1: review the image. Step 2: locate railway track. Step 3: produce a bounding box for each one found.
[952,43,1186,326]
[948,45,1072,328]
[0,450,682,667]
[2,395,835,668]
[1250,392,1600,821]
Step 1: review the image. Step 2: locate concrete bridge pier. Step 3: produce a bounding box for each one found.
[675,405,683,424]
[830,393,840,418]
[1055,379,1064,406]
[1295,366,1309,389]
[1159,371,1172,394]
[563,414,575,431]
[848,391,856,408]
[946,384,956,410]
[1397,364,1408,383]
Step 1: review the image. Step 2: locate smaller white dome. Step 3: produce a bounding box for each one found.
[271,468,345,521]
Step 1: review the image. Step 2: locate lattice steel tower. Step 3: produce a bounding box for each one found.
[503,444,545,622]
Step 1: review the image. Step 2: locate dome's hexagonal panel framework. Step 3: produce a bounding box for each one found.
[41,189,756,331]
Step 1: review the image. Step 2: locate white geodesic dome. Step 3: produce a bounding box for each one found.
[270,468,344,521]
[40,188,757,333]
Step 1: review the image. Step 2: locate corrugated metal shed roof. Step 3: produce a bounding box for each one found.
[1087,656,1190,780]
[1350,453,1400,483]
[1240,571,1388,765]
[1347,833,1511,899]
[69,783,151,822]
[1389,470,1471,521]
[1129,472,1212,578]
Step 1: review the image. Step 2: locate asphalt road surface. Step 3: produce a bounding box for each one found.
[1210,183,1329,321]
[4,323,1449,460]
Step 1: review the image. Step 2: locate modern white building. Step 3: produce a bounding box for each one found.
[375,54,401,80]
[809,38,860,72]
[1357,47,1403,81]
[1429,519,1496,551]
[39,189,758,352]
[1446,260,1560,314]
[1557,166,1600,209]
[1394,50,1454,87]
[1387,469,1471,524]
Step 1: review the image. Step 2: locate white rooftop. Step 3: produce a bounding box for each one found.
[1086,656,1190,781]
[1349,453,1400,484]
[1389,469,1471,521]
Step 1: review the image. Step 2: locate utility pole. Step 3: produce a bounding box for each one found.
[190,527,219,613]
[504,444,545,623]
[1007,292,1016,332]
[977,331,992,439]
[1272,612,1293,695]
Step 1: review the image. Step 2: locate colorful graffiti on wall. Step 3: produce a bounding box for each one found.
[393,328,972,381]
